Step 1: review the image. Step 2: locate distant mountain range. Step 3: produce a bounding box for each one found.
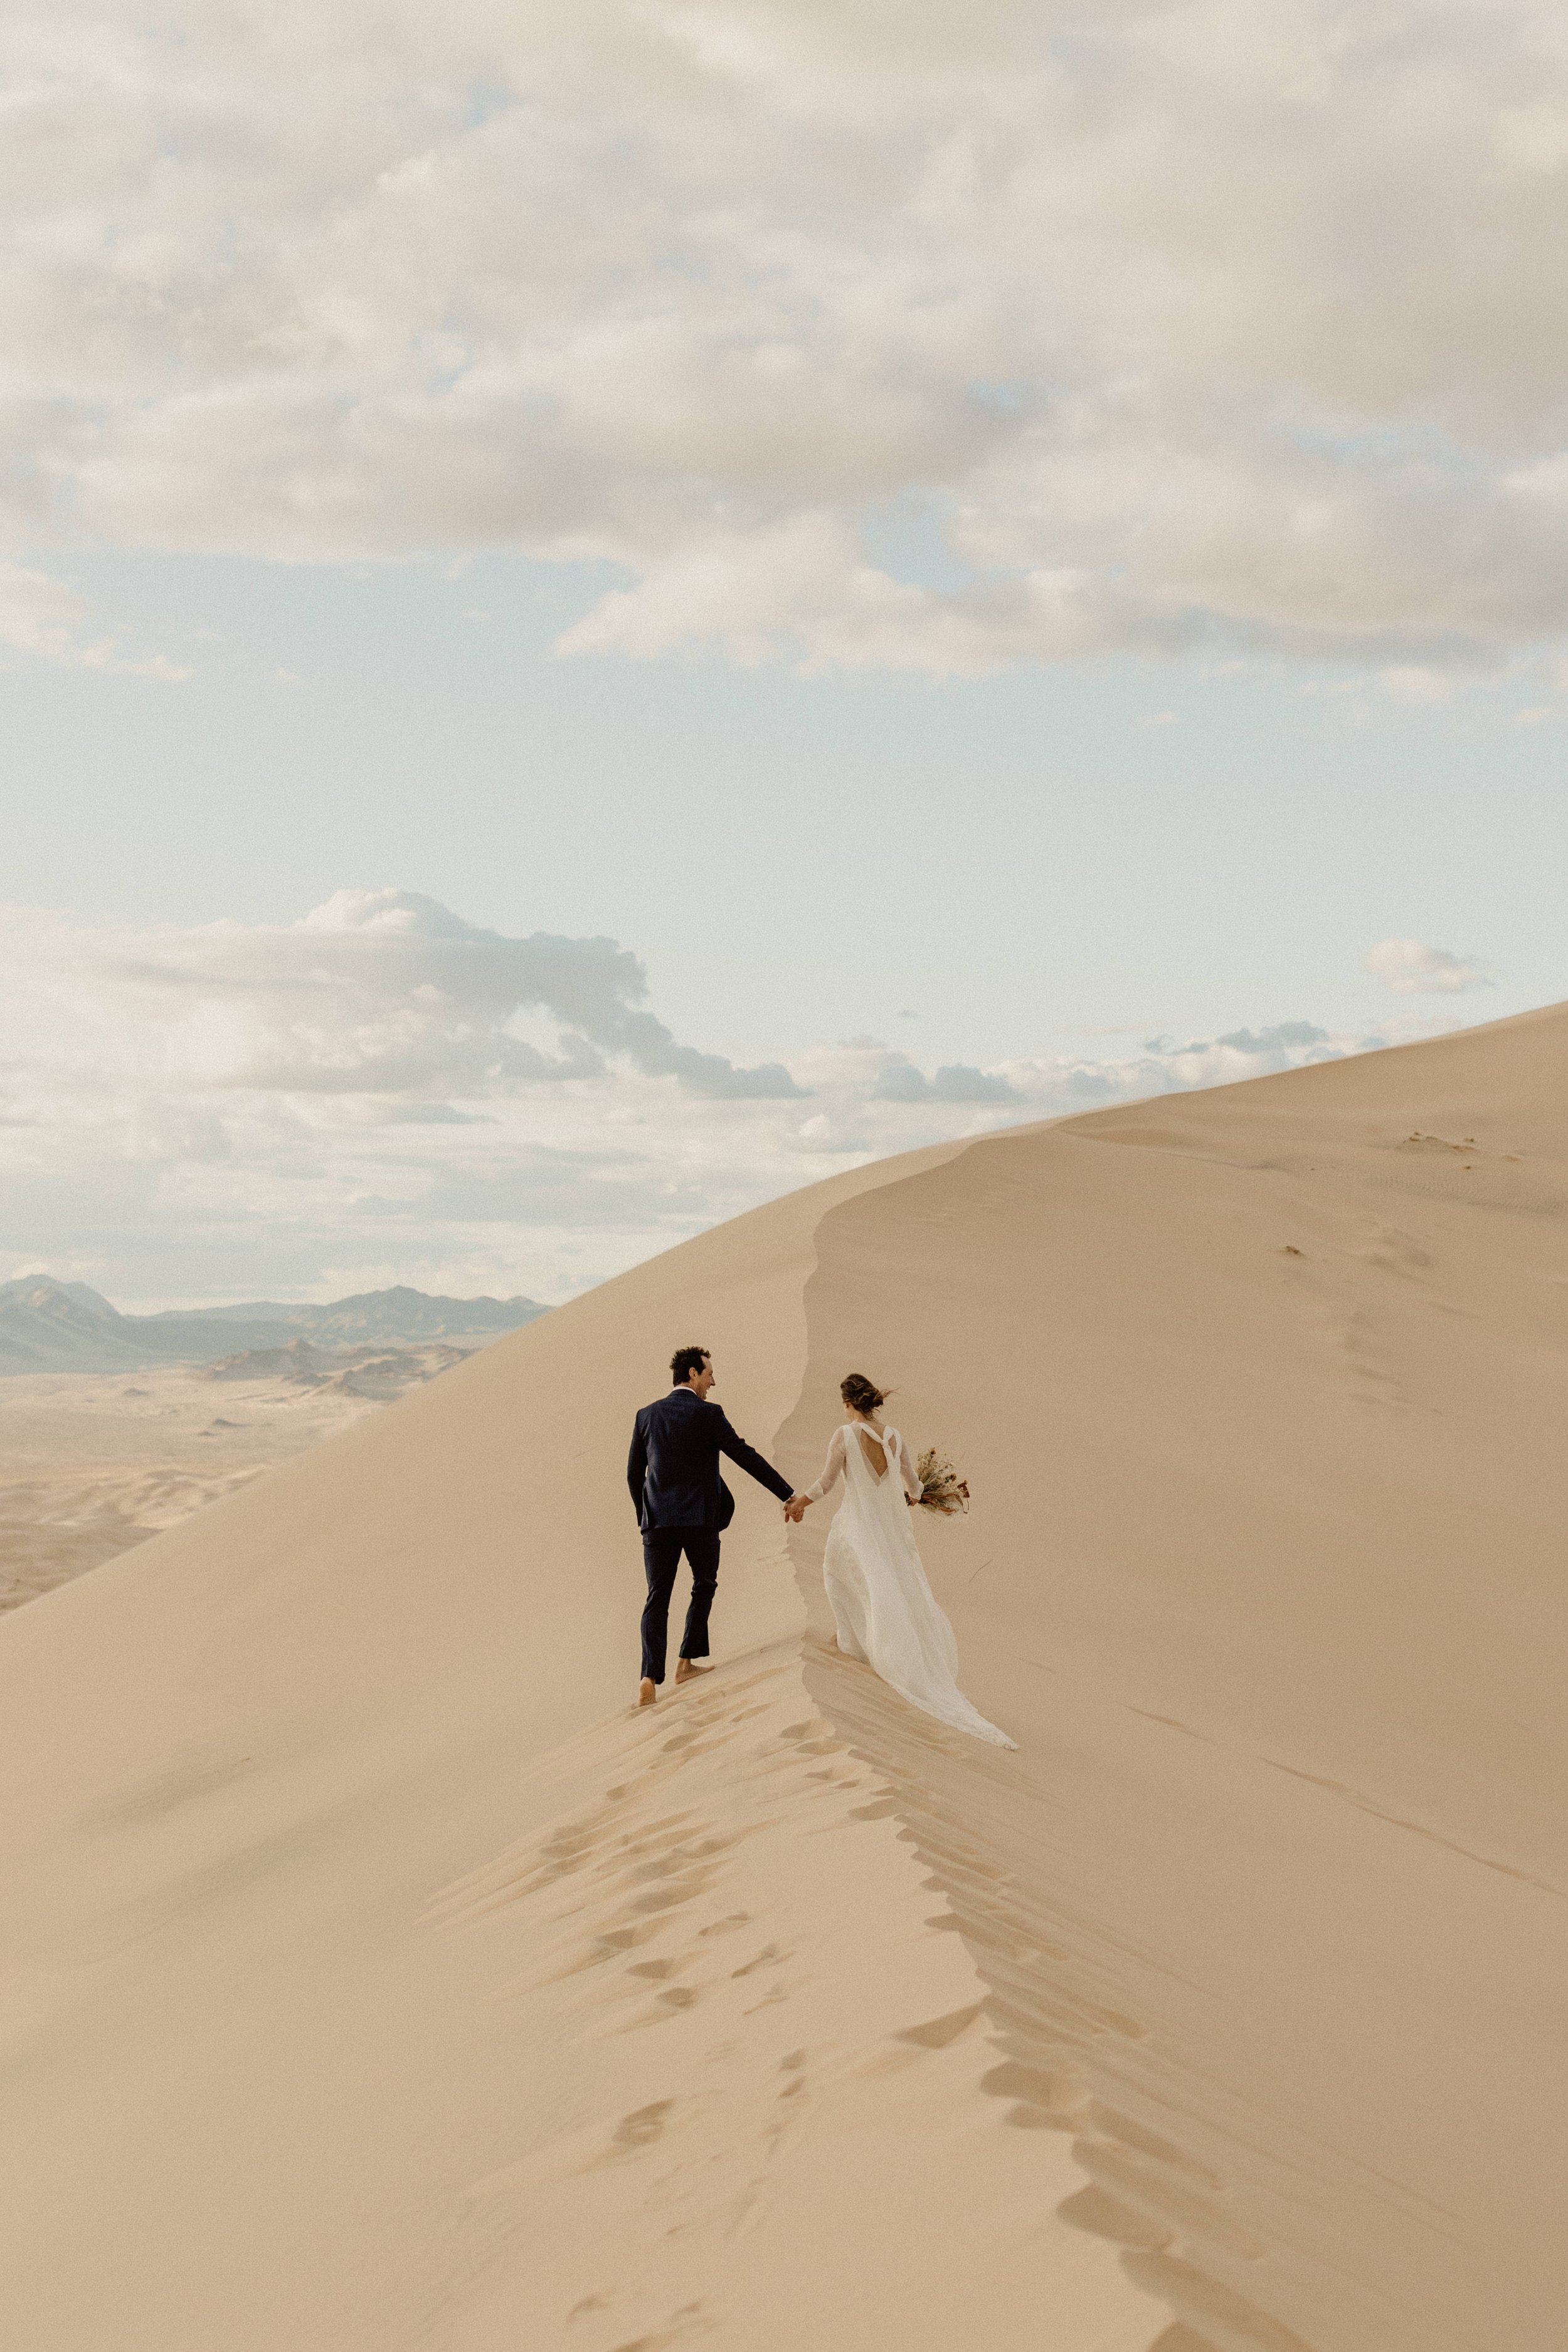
[0,1279,548,1376]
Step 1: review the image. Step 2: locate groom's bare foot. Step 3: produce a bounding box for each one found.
[674,1658,712,1684]
[638,1678,657,1706]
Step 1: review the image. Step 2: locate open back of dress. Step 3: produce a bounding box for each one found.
[813,1423,1015,1748]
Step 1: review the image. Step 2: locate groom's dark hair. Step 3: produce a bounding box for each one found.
[670,1344,711,1385]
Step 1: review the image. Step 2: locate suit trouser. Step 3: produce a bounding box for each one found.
[640,1526,721,1683]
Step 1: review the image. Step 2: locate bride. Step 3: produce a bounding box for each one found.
[792,1373,1015,1748]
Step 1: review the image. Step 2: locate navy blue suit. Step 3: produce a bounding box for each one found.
[628,1386,794,1682]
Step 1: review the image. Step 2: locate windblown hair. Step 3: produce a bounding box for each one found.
[670,1344,711,1385]
[840,1371,886,1416]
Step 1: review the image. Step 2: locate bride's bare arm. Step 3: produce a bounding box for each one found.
[805,1426,847,1502]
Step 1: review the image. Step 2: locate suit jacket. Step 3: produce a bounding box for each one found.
[628,1386,794,1531]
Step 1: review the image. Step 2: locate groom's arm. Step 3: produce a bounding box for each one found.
[627,1414,650,1520]
[714,1412,795,1505]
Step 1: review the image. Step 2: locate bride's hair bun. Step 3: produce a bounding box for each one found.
[840,1372,886,1414]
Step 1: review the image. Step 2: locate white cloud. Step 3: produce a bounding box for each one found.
[4,3,1568,676]
[88,887,804,1100]
[1364,938,1493,995]
[0,888,1416,1306]
[0,561,189,679]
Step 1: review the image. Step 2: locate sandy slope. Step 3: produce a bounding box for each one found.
[3,1011,1566,2350]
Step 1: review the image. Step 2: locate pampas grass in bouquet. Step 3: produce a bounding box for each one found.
[914,1447,970,1515]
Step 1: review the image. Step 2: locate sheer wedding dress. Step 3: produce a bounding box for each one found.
[805,1422,1015,1747]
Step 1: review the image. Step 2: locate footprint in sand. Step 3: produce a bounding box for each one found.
[896,2002,985,2050]
[1058,2183,1175,2252]
[607,2100,675,2155]
[1123,2257,1314,2352]
[729,1940,787,1979]
[981,2058,1089,2128]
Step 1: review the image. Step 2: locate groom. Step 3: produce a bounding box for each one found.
[628,1346,807,1706]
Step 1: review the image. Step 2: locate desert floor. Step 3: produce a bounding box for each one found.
[0,1366,414,1612]
[2,1006,1565,2351]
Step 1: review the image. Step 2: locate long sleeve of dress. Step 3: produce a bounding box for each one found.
[885,1427,924,1502]
[805,1425,847,1502]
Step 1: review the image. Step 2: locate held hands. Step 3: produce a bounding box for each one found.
[783,1492,812,1524]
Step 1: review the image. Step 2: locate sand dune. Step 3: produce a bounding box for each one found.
[2,1011,1565,2349]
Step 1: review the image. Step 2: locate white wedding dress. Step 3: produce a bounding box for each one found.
[805,1422,1015,1747]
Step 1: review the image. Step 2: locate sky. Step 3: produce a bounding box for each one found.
[3,0,1566,1307]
